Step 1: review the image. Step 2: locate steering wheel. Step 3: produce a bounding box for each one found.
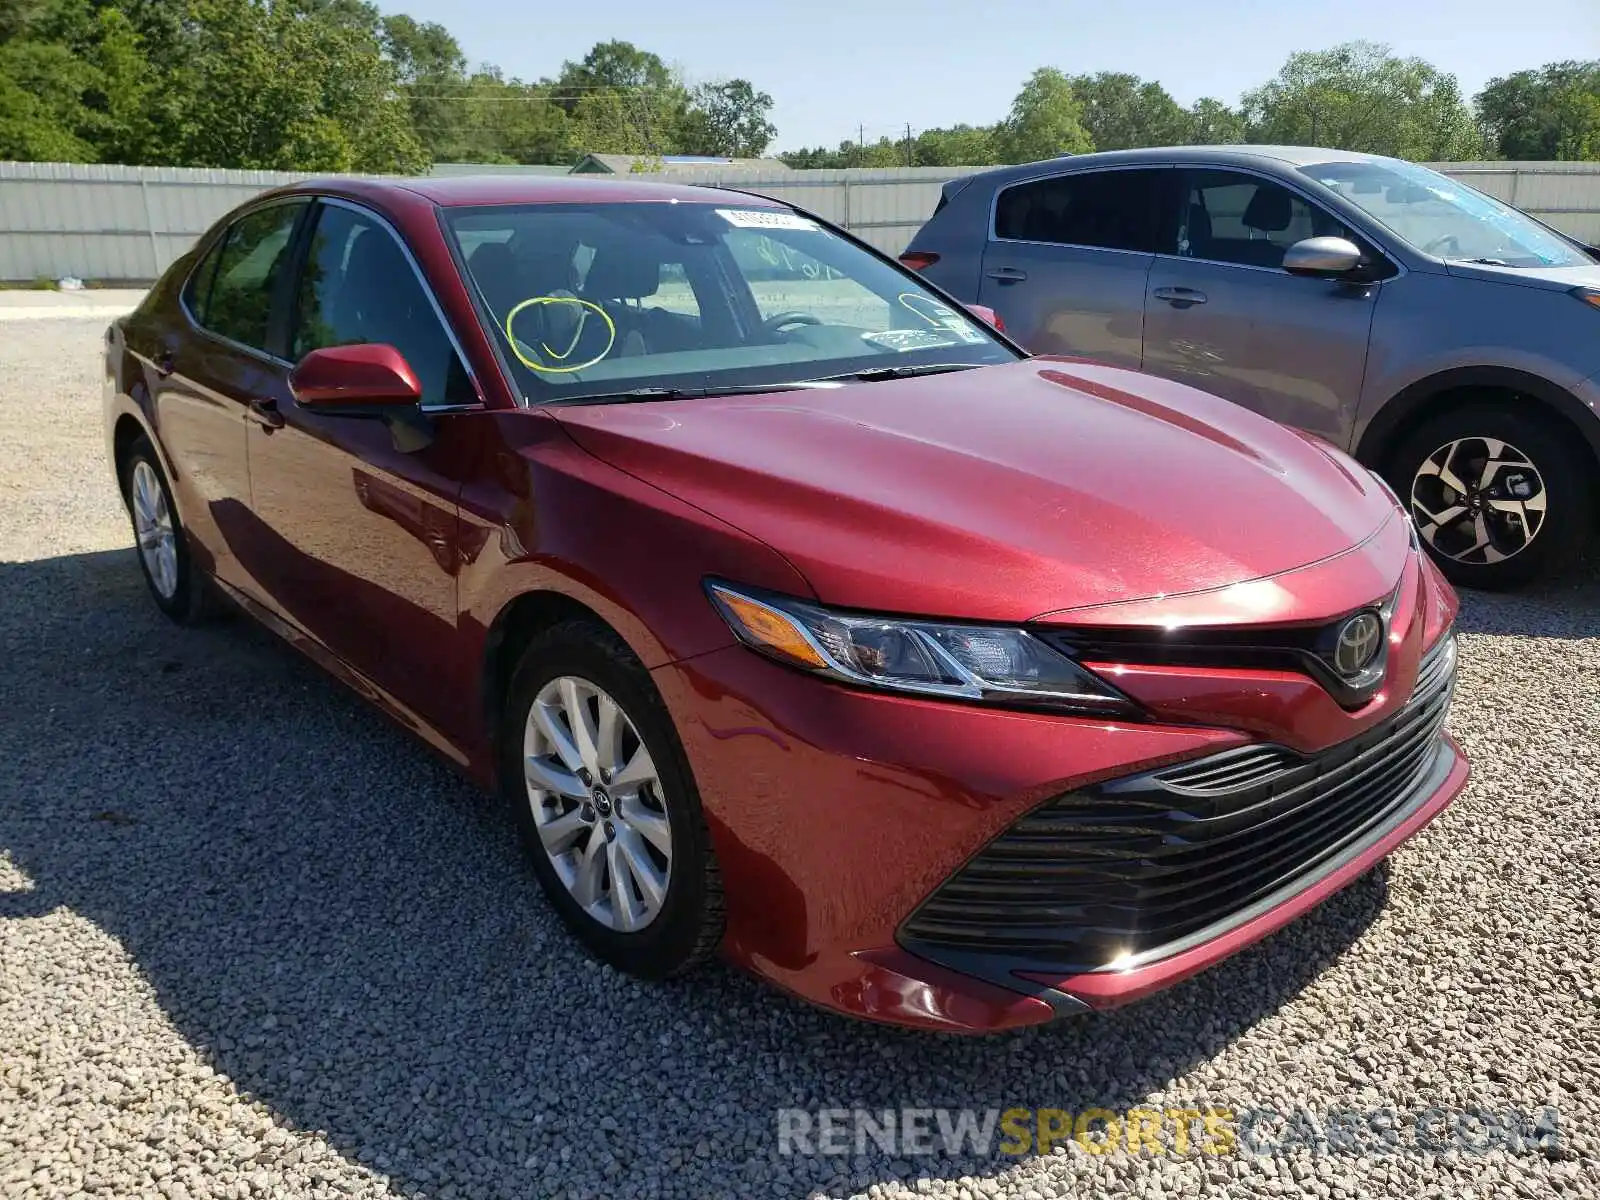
[762,311,823,336]
[1421,233,1462,258]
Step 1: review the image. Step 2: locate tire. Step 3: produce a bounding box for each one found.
[121,437,222,623]
[1383,404,1594,590]
[499,618,724,980]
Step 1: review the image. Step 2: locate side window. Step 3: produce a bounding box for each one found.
[291,203,474,408]
[993,170,1169,253]
[723,227,890,328]
[182,237,226,323]
[1180,170,1350,269]
[201,203,305,352]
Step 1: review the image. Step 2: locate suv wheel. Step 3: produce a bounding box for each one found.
[1385,404,1593,590]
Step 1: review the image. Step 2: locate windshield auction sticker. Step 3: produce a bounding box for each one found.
[716,209,820,231]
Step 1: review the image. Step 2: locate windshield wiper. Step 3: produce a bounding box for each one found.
[1453,257,1515,267]
[551,381,840,406]
[548,362,989,405]
[802,362,990,384]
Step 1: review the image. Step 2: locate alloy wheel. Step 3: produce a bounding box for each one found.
[1410,436,1547,566]
[130,460,179,599]
[523,675,673,933]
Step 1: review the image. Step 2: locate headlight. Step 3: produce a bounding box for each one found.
[706,582,1135,716]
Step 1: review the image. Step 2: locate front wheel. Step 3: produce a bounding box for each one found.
[499,619,724,980]
[1384,404,1594,590]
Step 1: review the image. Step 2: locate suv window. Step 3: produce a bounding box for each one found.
[1180,170,1350,270]
[291,202,475,408]
[199,202,305,352]
[993,169,1169,252]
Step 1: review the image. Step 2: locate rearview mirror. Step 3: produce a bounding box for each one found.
[965,303,1005,332]
[1283,237,1364,278]
[290,344,422,413]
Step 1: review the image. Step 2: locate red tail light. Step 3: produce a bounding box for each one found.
[899,251,940,271]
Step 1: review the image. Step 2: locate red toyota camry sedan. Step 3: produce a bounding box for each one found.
[103,176,1468,1032]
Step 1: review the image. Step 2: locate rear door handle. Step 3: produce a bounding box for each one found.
[247,397,285,431]
[152,348,176,378]
[985,267,1028,284]
[1153,286,1207,307]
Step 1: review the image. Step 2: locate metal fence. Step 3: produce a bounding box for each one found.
[4,158,1600,283]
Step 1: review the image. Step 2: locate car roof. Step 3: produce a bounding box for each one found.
[964,145,1396,185]
[287,173,791,209]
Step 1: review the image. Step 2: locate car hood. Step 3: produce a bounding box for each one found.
[1442,259,1600,293]
[553,358,1398,622]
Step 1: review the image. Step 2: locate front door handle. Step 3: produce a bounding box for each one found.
[247,397,285,431]
[985,266,1028,284]
[152,348,176,378]
[1153,286,1207,308]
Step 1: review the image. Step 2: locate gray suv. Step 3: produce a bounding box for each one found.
[902,146,1600,589]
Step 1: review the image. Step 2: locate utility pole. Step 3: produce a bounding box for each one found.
[858,124,865,167]
[905,122,913,166]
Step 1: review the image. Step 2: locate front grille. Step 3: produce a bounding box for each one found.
[1037,589,1400,710]
[900,632,1458,975]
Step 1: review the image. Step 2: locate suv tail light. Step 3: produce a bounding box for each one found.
[899,251,940,272]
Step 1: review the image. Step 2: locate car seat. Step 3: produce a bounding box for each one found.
[580,237,665,358]
[1240,187,1295,267]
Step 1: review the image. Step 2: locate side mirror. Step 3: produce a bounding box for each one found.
[1283,236,1364,278]
[965,303,1005,332]
[290,344,422,413]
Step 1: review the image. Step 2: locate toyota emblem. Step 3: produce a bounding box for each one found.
[1332,612,1384,678]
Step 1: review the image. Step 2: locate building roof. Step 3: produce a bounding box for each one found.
[570,154,792,175]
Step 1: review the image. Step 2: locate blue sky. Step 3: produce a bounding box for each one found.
[385,0,1599,151]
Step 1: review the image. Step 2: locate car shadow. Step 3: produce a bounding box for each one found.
[1,547,1395,1200]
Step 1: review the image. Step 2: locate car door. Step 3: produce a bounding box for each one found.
[977,167,1174,368]
[1141,168,1384,445]
[146,199,309,598]
[242,197,487,749]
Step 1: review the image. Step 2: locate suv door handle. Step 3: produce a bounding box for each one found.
[985,267,1028,284]
[1153,286,1207,307]
[247,397,285,431]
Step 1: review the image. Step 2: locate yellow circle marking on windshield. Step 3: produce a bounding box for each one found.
[504,296,616,374]
[897,292,961,328]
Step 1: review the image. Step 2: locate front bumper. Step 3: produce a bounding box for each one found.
[652,571,1466,1033]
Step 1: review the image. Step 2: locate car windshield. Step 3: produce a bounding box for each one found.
[443,201,1018,402]
[1299,159,1591,268]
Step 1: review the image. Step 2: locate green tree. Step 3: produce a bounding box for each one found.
[997,67,1094,163]
[1185,97,1245,144]
[569,88,656,155]
[176,0,426,172]
[0,39,97,160]
[912,123,1001,166]
[552,39,687,152]
[381,14,473,161]
[1476,61,1600,160]
[1068,71,1188,150]
[679,79,776,157]
[1240,41,1482,160]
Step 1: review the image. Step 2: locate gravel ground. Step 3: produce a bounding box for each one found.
[2,318,1597,1200]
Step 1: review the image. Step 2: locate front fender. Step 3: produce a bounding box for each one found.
[453,410,815,773]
